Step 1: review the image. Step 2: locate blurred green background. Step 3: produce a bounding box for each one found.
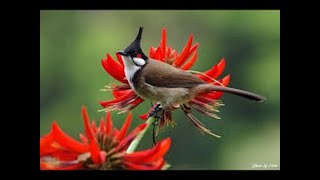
[40,10,280,170]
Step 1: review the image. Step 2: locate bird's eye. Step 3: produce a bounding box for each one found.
[131,52,142,58]
[130,52,137,57]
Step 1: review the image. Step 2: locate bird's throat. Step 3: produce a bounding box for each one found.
[122,55,142,92]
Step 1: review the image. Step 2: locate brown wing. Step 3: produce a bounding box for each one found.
[143,59,205,88]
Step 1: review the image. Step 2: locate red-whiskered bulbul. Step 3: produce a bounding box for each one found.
[116,27,266,110]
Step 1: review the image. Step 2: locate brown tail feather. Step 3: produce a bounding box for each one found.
[197,84,266,102]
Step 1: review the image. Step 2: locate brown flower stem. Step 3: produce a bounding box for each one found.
[126,116,155,153]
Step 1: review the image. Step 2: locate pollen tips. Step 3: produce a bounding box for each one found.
[259,96,267,102]
[207,131,221,138]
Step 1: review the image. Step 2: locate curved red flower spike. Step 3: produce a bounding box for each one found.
[40,106,171,170]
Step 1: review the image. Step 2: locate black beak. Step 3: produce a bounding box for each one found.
[116,51,127,56]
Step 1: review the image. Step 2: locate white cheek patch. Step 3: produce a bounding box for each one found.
[133,57,146,66]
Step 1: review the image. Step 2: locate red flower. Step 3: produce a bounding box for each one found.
[100,27,230,137]
[40,106,171,170]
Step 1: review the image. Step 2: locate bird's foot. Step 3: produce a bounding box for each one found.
[148,103,164,146]
[148,103,164,119]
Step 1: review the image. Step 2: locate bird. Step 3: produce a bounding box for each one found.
[116,27,266,138]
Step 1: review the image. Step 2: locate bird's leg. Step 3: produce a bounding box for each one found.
[152,119,159,146]
[153,103,163,113]
[148,103,164,119]
[147,103,165,146]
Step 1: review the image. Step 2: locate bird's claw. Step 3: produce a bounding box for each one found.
[148,103,163,119]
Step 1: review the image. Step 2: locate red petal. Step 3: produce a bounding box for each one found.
[153,48,163,61]
[138,107,154,120]
[165,47,171,58]
[116,123,147,152]
[99,118,105,132]
[40,143,56,156]
[99,100,115,108]
[91,120,97,135]
[197,58,226,82]
[89,139,102,164]
[215,74,230,86]
[113,128,119,135]
[49,149,80,161]
[187,43,199,58]
[126,97,144,111]
[51,122,89,154]
[40,131,55,155]
[167,50,179,59]
[116,53,124,66]
[174,34,193,67]
[149,158,165,169]
[113,89,130,98]
[40,133,54,147]
[214,58,226,79]
[105,112,113,135]
[123,138,171,163]
[100,91,136,108]
[160,27,167,58]
[112,89,143,105]
[197,65,218,82]
[101,54,127,84]
[79,133,88,144]
[124,158,165,170]
[183,43,198,62]
[82,107,102,164]
[123,123,147,140]
[149,47,156,57]
[132,97,144,105]
[139,113,148,120]
[40,161,83,170]
[203,75,231,99]
[116,112,132,141]
[180,50,198,70]
[81,106,95,143]
[40,161,51,170]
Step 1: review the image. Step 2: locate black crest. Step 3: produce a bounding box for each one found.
[122,27,148,60]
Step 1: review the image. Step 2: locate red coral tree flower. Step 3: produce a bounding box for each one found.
[40,106,171,170]
[100,27,230,136]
